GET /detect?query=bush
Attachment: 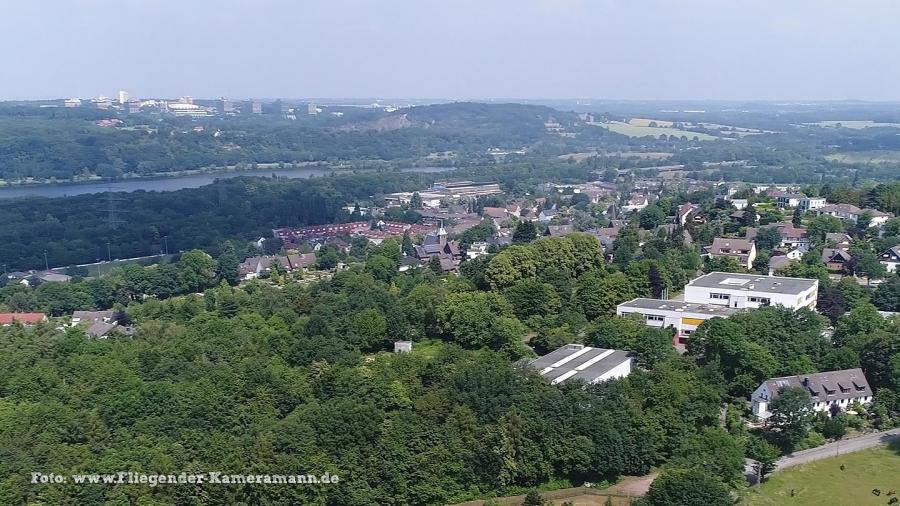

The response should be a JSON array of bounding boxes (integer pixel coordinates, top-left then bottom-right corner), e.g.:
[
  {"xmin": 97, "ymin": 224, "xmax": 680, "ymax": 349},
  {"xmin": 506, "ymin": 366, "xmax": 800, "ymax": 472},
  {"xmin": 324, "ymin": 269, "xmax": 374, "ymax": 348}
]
[{"xmin": 795, "ymin": 430, "xmax": 827, "ymax": 450}]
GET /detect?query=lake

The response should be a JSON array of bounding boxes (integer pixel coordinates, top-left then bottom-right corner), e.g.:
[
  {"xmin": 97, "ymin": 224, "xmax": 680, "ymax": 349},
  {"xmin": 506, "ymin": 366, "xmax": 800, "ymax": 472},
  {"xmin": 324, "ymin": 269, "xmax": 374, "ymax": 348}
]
[{"xmin": 0, "ymin": 166, "xmax": 453, "ymax": 200}]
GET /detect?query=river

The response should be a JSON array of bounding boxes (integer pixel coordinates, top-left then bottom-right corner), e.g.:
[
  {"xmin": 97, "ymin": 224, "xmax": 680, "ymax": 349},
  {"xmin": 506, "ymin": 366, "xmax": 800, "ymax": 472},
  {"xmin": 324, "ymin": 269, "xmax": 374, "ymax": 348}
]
[{"xmin": 0, "ymin": 166, "xmax": 453, "ymax": 200}]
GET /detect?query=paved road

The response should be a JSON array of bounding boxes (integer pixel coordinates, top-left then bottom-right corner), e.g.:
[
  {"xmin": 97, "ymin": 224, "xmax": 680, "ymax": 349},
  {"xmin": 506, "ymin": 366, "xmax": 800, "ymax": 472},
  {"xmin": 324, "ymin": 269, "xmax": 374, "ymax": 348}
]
[{"xmin": 775, "ymin": 428, "xmax": 900, "ymax": 471}]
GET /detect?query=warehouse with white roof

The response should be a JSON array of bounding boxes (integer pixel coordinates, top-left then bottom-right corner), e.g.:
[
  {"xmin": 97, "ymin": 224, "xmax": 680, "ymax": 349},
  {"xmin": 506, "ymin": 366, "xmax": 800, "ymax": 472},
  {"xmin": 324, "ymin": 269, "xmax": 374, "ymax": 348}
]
[{"xmin": 528, "ymin": 344, "xmax": 632, "ymax": 385}]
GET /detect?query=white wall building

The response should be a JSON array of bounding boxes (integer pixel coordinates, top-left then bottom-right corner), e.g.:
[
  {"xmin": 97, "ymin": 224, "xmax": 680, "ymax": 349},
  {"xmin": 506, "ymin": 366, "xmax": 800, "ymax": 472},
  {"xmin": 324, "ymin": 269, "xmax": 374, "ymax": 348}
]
[
  {"xmin": 616, "ymin": 298, "xmax": 739, "ymax": 345},
  {"xmin": 683, "ymin": 272, "xmax": 818, "ymax": 310},
  {"xmin": 751, "ymin": 368, "xmax": 872, "ymax": 420},
  {"xmin": 798, "ymin": 196, "xmax": 827, "ymax": 211}
]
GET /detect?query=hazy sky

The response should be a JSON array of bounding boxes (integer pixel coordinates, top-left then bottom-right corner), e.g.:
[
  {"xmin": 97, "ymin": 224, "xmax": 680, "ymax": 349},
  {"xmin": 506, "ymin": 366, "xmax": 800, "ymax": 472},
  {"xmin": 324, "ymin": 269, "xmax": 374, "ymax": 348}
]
[{"xmin": 5, "ymin": 0, "xmax": 900, "ymax": 101}]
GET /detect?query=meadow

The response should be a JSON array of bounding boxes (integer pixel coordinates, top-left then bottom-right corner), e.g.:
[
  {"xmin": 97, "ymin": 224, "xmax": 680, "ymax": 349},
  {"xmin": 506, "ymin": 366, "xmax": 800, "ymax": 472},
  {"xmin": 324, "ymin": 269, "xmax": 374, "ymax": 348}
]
[{"xmin": 742, "ymin": 444, "xmax": 900, "ymax": 506}]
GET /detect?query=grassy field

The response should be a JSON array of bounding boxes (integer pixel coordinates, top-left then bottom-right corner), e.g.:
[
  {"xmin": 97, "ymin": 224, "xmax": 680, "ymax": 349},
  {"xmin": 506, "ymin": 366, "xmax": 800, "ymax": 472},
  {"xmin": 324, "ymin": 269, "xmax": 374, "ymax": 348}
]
[
  {"xmin": 742, "ymin": 445, "xmax": 900, "ymax": 506},
  {"xmin": 809, "ymin": 120, "xmax": 900, "ymax": 129},
  {"xmin": 826, "ymin": 150, "xmax": 900, "ymax": 164},
  {"xmin": 601, "ymin": 121, "xmax": 718, "ymax": 141}
]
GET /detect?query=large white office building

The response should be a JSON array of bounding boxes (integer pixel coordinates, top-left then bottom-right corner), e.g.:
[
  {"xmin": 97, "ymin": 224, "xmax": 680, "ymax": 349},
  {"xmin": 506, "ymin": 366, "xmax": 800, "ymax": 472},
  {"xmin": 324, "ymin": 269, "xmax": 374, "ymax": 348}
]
[{"xmin": 683, "ymin": 272, "xmax": 818, "ymax": 310}]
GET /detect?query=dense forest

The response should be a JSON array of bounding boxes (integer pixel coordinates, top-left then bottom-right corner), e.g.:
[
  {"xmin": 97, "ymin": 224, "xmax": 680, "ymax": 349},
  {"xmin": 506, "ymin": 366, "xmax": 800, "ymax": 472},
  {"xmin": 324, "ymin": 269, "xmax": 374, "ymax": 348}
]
[{"xmin": 1, "ymin": 217, "xmax": 899, "ymax": 504}]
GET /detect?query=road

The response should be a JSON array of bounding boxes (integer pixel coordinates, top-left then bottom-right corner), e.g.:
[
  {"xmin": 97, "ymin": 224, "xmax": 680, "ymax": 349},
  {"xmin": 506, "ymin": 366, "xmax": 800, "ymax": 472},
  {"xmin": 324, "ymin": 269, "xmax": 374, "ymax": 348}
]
[
  {"xmin": 775, "ymin": 428, "xmax": 900, "ymax": 471},
  {"xmin": 745, "ymin": 428, "xmax": 900, "ymax": 486}
]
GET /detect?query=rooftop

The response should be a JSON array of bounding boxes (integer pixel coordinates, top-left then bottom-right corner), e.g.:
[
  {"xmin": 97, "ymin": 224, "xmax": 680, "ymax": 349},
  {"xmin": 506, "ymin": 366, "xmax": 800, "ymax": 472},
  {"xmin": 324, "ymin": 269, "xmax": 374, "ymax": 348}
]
[
  {"xmin": 618, "ymin": 298, "xmax": 740, "ymax": 317},
  {"xmin": 761, "ymin": 368, "xmax": 871, "ymax": 403},
  {"xmin": 687, "ymin": 272, "xmax": 817, "ymax": 294},
  {"xmin": 528, "ymin": 344, "xmax": 631, "ymax": 385}
]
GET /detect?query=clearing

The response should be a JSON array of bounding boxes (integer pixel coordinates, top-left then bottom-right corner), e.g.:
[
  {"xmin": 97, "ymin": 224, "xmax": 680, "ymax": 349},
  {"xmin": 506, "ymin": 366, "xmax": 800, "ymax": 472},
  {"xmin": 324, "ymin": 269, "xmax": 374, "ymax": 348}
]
[
  {"xmin": 599, "ymin": 121, "xmax": 719, "ymax": 141},
  {"xmin": 742, "ymin": 444, "xmax": 900, "ymax": 506},
  {"xmin": 826, "ymin": 150, "xmax": 900, "ymax": 164}
]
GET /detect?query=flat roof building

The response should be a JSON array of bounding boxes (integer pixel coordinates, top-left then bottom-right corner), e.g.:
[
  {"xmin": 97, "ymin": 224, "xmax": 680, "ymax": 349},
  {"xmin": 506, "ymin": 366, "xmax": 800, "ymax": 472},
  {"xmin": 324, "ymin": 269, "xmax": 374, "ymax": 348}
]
[
  {"xmin": 684, "ymin": 272, "xmax": 818, "ymax": 310},
  {"xmin": 528, "ymin": 344, "xmax": 632, "ymax": 385},
  {"xmin": 617, "ymin": 298, "xmax": 739, "ymax": 344}
]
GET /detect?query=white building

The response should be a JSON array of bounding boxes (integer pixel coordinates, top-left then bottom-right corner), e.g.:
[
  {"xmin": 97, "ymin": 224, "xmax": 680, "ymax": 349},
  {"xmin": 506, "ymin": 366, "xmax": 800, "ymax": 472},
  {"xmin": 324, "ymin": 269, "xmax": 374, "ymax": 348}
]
[
  {"xmin": 798, "ymin": 196, "xmax": 827, "ymax": 211},
  {"xmin": 683, "ymin": 272, "xmax": 818, "ymax": 310},
  {"xmin": 751, "ymin": 368, "xmax": 872, "ymax": 420},
  {"xmin": 816, "ymin": 204, "xmax": 891, "ymax": 227},
  {"xmin": 118, "ymin": 90, "xmax": 129, "ymax": 104},
  {"xmin": 880, "ymin": 245, "xmax": 900, "ymax": 273},
  {"xmin": 616, "ymin": 298, "xmax": 739, "ymax": 345},
  {"xmin": 528, "ymin": 344, "xmax": 631, "ymax": 385}
]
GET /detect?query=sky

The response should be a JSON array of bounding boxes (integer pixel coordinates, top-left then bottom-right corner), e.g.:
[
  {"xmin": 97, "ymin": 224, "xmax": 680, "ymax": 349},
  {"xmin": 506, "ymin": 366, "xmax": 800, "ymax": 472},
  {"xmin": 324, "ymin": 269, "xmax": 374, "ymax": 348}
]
[{"xmin": 4, "ymin": 0, "xmax": 900, "ymax": 101}]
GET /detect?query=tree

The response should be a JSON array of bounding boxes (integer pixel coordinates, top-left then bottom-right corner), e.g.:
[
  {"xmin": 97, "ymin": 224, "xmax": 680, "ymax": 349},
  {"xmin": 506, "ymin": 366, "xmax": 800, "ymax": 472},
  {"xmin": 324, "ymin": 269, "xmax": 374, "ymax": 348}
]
[
  {"xmin": 503, "ymin": 279, "xmax": 561, "ymax": 321},
  {"xmin": 755, "ymin": 226, "xmax": 783, "ymax": 251},
  {"xmin": 522, "ymin": 490, "xmax": 547, "ymax": 506},
  {"xmin": 644, "ymin": 469, "xmax": 732, "ymax": 506},
  {"xmin": 639, "ymin": 205, "xmax": 665, "ymax": 230},
  {"xmin": 767, "ymin": 386, "xmax": 814, "ymax": 451},
  {"xmin": 745, "ymin": 436, "xmax": 780, "ymax": 482},
  {"xmin": 177, "ymin": 249, "xmax": 217, "ymax": 293},
  {"xmin": 409, "ymin": 191, "xmax": 423, "ymax": 210},
  {"xmin": 401, "ymin": 232, "xmax": 415, "ymax": 257},
  {"xmin": 216, "ymin": 247, "xmax": 240, "ymax": 286},
  {"xmin": 485, "ymin": 246, "xmax": 537, "ymax": 290},
  {"xmin": 512, "ymin": 220, "xmax": 538, "ymax": 244},
  {"xmin": 436, "ymin": 291, "xmax": 524, "ymax": 350},
  {"xmin": 671, "ymin": 427, "xmax": 745, "ymax": 487},
  {"xmin": 873, "ymin": 276, "xmax": 900, "ymax": 311},
  {"xmin": 853, "ymin": 250, "xmax": 887, "ymax": 282},
  {"xmin": 807, "ymin": 215, "xmax": 846, "ymax": 243},
  {"xmin": 365, "ymin": 255, "xmax": 396, "ymax": 282},
  {"xmin": 572, "ymin": 271, "xmax": 635, "ymax": 320}
]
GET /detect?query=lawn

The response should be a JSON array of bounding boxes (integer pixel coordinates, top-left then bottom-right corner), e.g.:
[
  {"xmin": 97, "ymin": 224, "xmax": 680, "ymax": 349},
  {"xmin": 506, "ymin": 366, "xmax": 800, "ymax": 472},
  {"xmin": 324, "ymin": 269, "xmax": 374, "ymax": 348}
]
[
  {"xmin": 826, "ymin": 150, "xmax": 900, "ymax": 164},
  {"xmin": 742, "ymin": 445, "xmax": 900, "ymax": 506},
  {"xmin": 600, "ymin": 121, "xmax": 718, "ymax": 141}
]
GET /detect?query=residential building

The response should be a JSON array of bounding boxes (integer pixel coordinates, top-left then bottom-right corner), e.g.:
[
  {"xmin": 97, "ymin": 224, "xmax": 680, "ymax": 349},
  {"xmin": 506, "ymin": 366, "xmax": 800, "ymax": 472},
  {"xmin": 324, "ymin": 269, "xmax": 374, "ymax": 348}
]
[
  {"xmin": 482, "ymin": 206, "xmax": 509, "ymax": 226},
  {"xmin": 822, "ymin": 248, "xmax": 853, "ymax": 273},
  {"xmin": 816, "ymin": 204, "xmax": 891, "ymax": 227},
  {"xmin": 538, "ymin": 208, "xmax": 558, "ymax": 223},
  {"xmin": 118, "ymin": 90, "xmax": 129, "ymax": 104},
  {"xmin": 683, "ymin": 272, "xmax": 818, "ymax": 310},
  {"xmin": 777, "ymin": 193, "xmax": 806, "ymax": 209},
  {"xmin": 798, "ymin": 196, "xmax": 827, "ymax": 211},
  {"xmin": 825, "ymin": 232, "xmax": 852, "ymax": 251},
  {"xmin": 730, "ymin": 198, "xmax": 749, "ymax": 210},
  {"xmin": 238, "ymin": 254, "xmax": 316, "ymax": 279},
  {"xmin": 544, "ymin": 225, "xmax": 574, "ymax": 237},
  {"xmin": 0, "ymin": 313, "xmax": 47, "ymax": 325},
  {"xmin": 746, "ymin": 223, "xmax": 810, "ymax": 249},
  {"xmin": 751, "ymin": 368, "xmax": 872, "ymax": 420},
  {"xmin": 677, "ymin": 203, "xmax": 697, "ymax": 225},
  {"xmin": 528, "ymin": 344, "xmax": 632, "ymax": 385},
  {"xmin": 617, "ymin": 298, "xmax": 739, "ymax": 344},
  {"xmin": 707, "ymin": 237, "xmax": 757, "ymax": 269},
  {"xmin": 879, "ymin": 245, "xmax": 900, "ymax": 273}
]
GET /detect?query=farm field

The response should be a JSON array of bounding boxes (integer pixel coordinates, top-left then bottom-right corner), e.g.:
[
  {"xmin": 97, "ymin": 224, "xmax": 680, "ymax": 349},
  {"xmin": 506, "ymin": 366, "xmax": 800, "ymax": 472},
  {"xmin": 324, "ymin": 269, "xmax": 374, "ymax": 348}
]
[
  {"xmin": 558, "ymin": 150, "xmax": 672, "ymax": 161},
  {"xmin": 826, "ymin": 150, "xmax": 900, "ymax": 164},
  {"xmin": 809, "ymin": 120, "xmax": 900, "ymax": 129},
  {"xmin": 600, "ymin": 121, "xmax": 719, "ymax": 141},
  {"xmin": 742, "ymin": 445, "xmax": 900, "ymax": 506}
]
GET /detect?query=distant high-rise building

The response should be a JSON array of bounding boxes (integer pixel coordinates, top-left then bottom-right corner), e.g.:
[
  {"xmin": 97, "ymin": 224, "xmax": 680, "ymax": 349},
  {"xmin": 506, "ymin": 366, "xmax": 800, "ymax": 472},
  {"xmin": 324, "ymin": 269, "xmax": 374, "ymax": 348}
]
[
  {"xmin": 118, "ymin": 90, "xmax": 129, "ymax": 104},
  {"xmin": 250, "ymin": 101, "xmax": 262, "ymax": 114},
  {"xmin": 219, "ymin": 98, "xmax": 234, "ymax": 114},
  {"xmin": 307, "ymin": 103, "xmax": 319, "ymax": 115},
  {"xmin": 64, "ymin": 98, "xmax": 82, "ymax": 108}
]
